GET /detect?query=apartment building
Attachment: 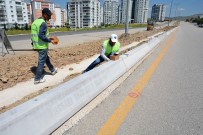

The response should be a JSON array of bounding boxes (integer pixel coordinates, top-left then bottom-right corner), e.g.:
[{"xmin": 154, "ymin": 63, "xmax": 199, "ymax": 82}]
[
  {"xmin": 55, "ymin": 5, "xmax": 61, "ymax": 27},
  {"xmin": 121, "ymin": 0, "xmax": 133, "ymax": 24},
  {"xmin": 103, "ymin": 0, "xmax": 118, "ymax": 24},
  {"xmin": 27, "ymin": 3, "xmax": 32, "ymax": 25},
  {"xmin": 0, "ymin": 0, "xmax": 28, "ymax": 29},
  {"xmin": 100, "ymin": 6, "xmax": 103, "ymax": 24},
  {"xmin": 151, "ymin": 4, "xmax": 166, "ymax": 22},
  {"xmin": 118, "ymin": 5, "xmax": 122, "ymax": 24},
  {"xmin": 67, "ymin": 0, "xmax": 101, "ymax": 28},
  {"xmin": 61, "ymin": 9, "xmax": 67, "ymax": 26},
  {"xmin": 31, "ymin": 0, "xmax": 56, "ymax": 27},
  {"xmin": 132, "ymin": 0, "xmax": 149, "ymax": 23}
]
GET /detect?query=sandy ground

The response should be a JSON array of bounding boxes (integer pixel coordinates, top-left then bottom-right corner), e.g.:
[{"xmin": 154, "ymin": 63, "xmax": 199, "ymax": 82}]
[{"xmin": 0, "ymin": 25, "xmax": 177, "ymax": 113}]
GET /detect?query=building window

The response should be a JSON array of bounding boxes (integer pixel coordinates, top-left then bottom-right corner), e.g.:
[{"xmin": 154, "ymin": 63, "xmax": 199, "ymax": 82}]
[
  {"xmin": 16, "ymin": 2, "xmax": 21, "ymax": 5},
  {"xmin": 49, "ymin": 4, "xmax": 54, "ymax": 11},
  {"xmin": 35, "ymin": 2, "xmax": 41, "ymax": 9}
]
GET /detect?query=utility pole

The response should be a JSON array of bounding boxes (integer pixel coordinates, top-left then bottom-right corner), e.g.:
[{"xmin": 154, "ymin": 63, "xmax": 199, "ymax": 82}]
[
  {"xmin": 125, "ymin": 0, "xmax": 130, "ymax": 34},
  {"xmin": 168, "ymin": 0, "xmax": 174, "ymax": 26},
  {"xmin": 75, "ymin": 2, "xmax": 76, "ymax": 31},
  {"xmin": 30, "ymin": 0, "xmax": 35, "ymax": 23}
]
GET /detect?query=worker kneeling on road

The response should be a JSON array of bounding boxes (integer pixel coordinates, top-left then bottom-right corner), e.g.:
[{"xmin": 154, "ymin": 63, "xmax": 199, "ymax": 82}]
[
  {"xmin": 83, "ymin": 34, "xmax": 120, "ymax": 73},
  {"xmin": 31, "ymin": 8, "xmax": 58, "ymax": 84}
]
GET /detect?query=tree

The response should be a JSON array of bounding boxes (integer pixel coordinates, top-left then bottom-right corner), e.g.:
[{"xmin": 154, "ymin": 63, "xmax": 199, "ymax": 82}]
[
  {"xmin": 25, "ymin": 23, "xmax": 29, "ymax": 30},
  {"xmin": 3, "ymin": 24, "xmax": 7, "ymax": 30},
  {"xmin": 15, "ymin": 22, "xmax": 19, "ymax": 30}
]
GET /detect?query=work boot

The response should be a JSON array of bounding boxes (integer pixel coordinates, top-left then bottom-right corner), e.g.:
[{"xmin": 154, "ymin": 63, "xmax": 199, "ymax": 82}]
[
  {"xmin": 34, "ymin": 78, "xmax": 46, "ymax": 85},
  {"xmin": 51, "ymin": 68, "xmax": 58, "ymax": 75}
]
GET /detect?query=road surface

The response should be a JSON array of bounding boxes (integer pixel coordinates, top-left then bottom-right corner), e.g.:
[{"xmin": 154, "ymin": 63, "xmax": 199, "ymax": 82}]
[{"xmin": 62, "ymin": 22, "xmax": 203, "ymax": 135}]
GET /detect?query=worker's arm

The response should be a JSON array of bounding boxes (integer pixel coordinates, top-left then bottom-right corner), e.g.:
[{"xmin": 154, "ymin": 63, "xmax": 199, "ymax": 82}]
[
  {"xmin": 112, "ymin": 49, "xmax": 120, "ymax": 55},
  {"xmin": 114, "ymin": 42, "xmax": 120, "ymax": 55},
  {"xmin": 38, "ymin": 22, "xmax": 51, "ymax": 43},
  {"xmin": 100, "ymin": 44, "xmax": 110, "ymax": 61}
]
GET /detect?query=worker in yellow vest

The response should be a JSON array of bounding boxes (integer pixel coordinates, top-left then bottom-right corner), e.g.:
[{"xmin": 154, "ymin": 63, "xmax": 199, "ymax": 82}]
[
  {"xmin": 83, "ymin": 34, "xmax": 120, "ymax": 73},
  {"xmin": 31, "ymin": 8, "xmax": 57, "ymax": 84}
]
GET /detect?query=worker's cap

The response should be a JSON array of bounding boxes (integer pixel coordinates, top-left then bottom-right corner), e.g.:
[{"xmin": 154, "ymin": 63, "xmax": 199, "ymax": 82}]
[
  {"xmin": 42, "ymin": 8, "xmax": 52, "ymax": 16},
  {"xmin": 110, "ymin": 34, "xmax": 118, "ymax": 43}
]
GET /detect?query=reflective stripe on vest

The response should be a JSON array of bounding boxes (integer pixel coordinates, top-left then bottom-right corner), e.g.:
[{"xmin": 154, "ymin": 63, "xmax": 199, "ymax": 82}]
[
  {"xmin": 31, "ymin": 19, "xmax": 49, "ymax": 50},
  {"xmin": 103, "ymin": 40, "xmax": 120, "ymax": 56}
]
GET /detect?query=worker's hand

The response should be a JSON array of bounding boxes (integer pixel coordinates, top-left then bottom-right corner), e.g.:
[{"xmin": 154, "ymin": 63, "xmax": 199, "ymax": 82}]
[{"xmin": 50, "ymin": 36, "xmax": 59, "ymax": 45}]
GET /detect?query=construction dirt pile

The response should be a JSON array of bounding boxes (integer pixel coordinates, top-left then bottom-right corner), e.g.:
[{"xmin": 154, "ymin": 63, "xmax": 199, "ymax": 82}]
[{"xmin": 0, "ymin": 25, "xmax": 176, "ymax": 91}]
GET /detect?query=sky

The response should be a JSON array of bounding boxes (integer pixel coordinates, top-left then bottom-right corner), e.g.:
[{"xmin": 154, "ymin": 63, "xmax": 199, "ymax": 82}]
[{"xmin": 28, "ymin": 0, "xmax": 203, "ymax": 17}]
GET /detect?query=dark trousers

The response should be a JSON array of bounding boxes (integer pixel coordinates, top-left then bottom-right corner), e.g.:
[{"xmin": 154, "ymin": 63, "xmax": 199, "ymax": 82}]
[
  {"xmin": 35, "ymin": 49, "xmax": 54, "ymax": 81},
  {"xmin": 84, "ymin": 55, "xmax": 105, "ymax": 73}
]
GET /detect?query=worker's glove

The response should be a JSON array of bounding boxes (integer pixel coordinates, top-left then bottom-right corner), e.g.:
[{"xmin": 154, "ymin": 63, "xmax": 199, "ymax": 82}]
[{"xmin": 50, "ymin": 36, "xmax": 59, "ymax": 45}]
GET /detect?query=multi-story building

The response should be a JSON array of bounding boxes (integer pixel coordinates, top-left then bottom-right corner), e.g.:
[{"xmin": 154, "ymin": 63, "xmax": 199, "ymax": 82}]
[
  {"xmin": 121, "ymin": 0, "xmax": 133, "ymax": 24},
  {"xmin": 55, "ymin": 5, "xmax": 61, "ymax": 27},
  {"xmin": 31, "ymin": 0, "xmax": 56, "ymax": 27},
  {"xmin": 67, "ymin": 0, "xmax": 101, "ymax": 28},
  {"xmin": 151, "ymin": 4, "xmax": 166, "ymax": 22},
  {"xmin": 118, "ymin": 5, "xmax": 122, "ymax": 24},
  {"xmin": 27, "ymin": 3, "xmax": 32, "ymax": 25},
  {"xmin": 103, "ymin": 0, "xmax": 118, "ymax": 24},
  {"xmin": 100, "ymin": 6, "xmax": 103, "ymax": 25},
  {"xmin": 61, "ymin": 9, "xmax": 67, "ymax": 27},
  {"xmin": 132, "ymin": 0, "xmax": 149, "ymax": 23},
  {"xmin": 0, "ymin": 0, "xmax": 28, "ymax": 29}
]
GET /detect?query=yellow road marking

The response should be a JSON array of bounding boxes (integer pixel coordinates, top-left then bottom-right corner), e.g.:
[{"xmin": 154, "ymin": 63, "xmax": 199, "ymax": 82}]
[{"xmin": 97, "ymin": 31, "xmax": 177, "ymax": 135}]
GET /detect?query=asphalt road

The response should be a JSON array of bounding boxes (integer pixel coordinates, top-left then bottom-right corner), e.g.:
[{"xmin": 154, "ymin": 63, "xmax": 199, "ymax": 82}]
[
  {"xmin": 7, "ymin": 28, "xmax": 143, "ymax": 41},
  {"xmin": 7, "ymin": 21, "xmax": 168, "ymax": 42},
  {"xmin": 63, "ymin": 22, "xmax": 203, "ymax": 135}
]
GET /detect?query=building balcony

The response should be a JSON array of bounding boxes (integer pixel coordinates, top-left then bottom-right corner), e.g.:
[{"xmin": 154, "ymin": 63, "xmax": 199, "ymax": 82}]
[
  {"xmin": 16, "ymin": 6, "xmax": 22, "ymax": 11},
  {"xmin": 17, "ymin": 17, "xmax": 23, "ymax": 20},
  {"xmin": 17, "ymin": 21, "xmax": 24, "ymax": 24},
  {"xmin": 17, "ymin": 13, "xmax": 23, "ymax": 16},
  {"xmin": 0, "ymin": 0, "xmax": 5, "ymax": 4},
  {"xmin": 0, "ymin": 19, "xmax": 7, "ymax": 22},
  {"xmin": 0, "ymin": 12, "xmax": 6, "ymax": 15},
  {"xmin": 0, "ymin": 16, "xmax": 6, "ymax": 19}
]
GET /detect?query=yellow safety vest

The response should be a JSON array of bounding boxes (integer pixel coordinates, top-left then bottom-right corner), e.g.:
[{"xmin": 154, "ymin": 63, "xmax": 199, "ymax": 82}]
[
  {"xmin": 103, "ymin": 40, "xmax": 120, "ymax": 56},
  {"xmin": 31, "ymin": 19, "xmax": 49, "ymax": 49}
]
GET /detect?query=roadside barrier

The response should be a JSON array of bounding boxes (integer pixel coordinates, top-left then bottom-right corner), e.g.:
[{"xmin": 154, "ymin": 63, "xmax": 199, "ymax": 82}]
[{"xmin": 0, "ymin": 28, "xmax": 176, "ymax": 135}]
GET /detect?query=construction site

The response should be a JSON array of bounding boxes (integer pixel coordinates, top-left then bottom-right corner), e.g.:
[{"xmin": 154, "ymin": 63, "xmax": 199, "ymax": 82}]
[{"xmin": 0, "ymin": 24, "xmax": 177, "ymax": 113}]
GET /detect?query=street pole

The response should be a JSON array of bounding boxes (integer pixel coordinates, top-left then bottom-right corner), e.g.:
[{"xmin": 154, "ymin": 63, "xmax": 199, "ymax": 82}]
[
  {"xmin": 125, "ymin": 0, "xmax": 130, "ymax": 34},
  {"xmin": 30, "ymin": 0, "xmax": 34, "ymax": 22},
  {"xmin": 75, "ymin": 2, "xmax": 76, "ymax": 31},
  {"xmin": 168, "ymin": 0, "xmax": 174, "ymax": 26}
]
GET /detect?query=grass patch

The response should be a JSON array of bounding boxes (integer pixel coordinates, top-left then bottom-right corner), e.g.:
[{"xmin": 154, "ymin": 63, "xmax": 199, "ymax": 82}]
[
  {"xmin": 5, "ymin": 23, "xmax": 147, "ymax": 35},
  {"xmin": 6, "ymin": 30, "xmax": 31, "ymax": 35}
]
